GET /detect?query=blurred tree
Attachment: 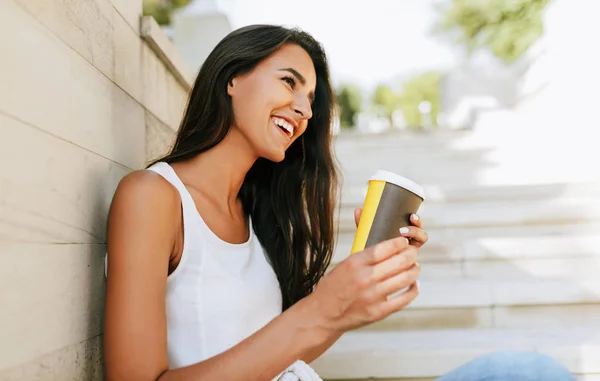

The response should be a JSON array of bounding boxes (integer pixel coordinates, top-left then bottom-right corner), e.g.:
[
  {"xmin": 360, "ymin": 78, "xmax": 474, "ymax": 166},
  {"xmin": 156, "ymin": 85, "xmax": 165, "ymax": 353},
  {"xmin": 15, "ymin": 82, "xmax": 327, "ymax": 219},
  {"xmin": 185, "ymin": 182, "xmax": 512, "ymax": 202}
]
[
  {"xmin": 371, "ymin": 84, "xmax": 399, "ymax": 123},
  {"xmin": 398, "ymin": 72, "xmax": 442, "ymax": 127},
  {"xmin": 336, "ymin": 83, "xmax": 363, "ymax": 129},
  {"xmin": 436, "ymin": 0, "xmax": 550, "ymax": 64},
  {"xmin": 143, "ymin": 0, "xmax": 193, "ymax": 26}
]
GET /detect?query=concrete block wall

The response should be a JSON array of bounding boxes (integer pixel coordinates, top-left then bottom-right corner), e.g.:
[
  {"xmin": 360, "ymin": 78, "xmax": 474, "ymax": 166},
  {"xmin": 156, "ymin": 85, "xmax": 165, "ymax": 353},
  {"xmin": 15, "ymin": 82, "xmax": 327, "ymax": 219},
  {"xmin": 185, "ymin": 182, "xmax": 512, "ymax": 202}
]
[{"xmin": 0, "ymin": 1, "xmax": 192, "ymax": 379}]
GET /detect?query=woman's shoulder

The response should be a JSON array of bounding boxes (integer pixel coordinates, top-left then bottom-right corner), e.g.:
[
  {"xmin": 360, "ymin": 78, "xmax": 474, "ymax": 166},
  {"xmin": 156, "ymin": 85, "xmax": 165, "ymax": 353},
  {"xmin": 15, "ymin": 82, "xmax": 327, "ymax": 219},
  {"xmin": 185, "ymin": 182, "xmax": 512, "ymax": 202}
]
[
  {"xmin": 118, "ymin": 169, "xmax": 178, "ymax": 199},
  {"xmin": 109, "ymin": 169, "xmax": 181, "ymax": 224}
]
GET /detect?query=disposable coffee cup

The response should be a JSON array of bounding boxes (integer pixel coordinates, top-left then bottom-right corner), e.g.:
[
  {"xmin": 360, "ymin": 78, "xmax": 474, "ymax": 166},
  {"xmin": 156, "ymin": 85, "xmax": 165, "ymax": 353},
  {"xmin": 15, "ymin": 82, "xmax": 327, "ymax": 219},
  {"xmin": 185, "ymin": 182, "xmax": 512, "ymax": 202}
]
[{"xmin": 351, "ymin": 170, "xmax": 425, "ymax": 254}]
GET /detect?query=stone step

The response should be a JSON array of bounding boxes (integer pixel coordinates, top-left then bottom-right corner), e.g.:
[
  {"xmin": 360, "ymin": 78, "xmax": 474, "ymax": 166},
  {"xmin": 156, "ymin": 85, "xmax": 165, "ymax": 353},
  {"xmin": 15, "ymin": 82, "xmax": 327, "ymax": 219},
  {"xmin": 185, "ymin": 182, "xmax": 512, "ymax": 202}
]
[
  {"xmin": 362, "ymin": 279, "xmax": 600, "ymax": 331},
  {"xmin": 311, "ymin": 328, "xmax": 600, "ymax": 380},
  {"xmin": 335, "ymin": 144, "xmax": 498, "ymax": 188},
  {"xmin": 335, "ymin": 148, "xmax": 600, "ymax": 187},
  {"xmin": 335, "ymin": 143, "xmax": 488, "ymax": 156},
  {"xmin": 332, "ymin": 235, "xmax": 600, "ymax": 280},
  {"xmin": 333, "ymin": 223, "xmax": 600, "ymax": 265},
  {"xmin": 336, "ymin": 252, "xmax": 600, "ymax": 282},
  {"xmin": 333, "ymin": 129, "xmax": 473, "ymax": 149},
  {"xmin": 338, "ymin": 166, "xmax": 492, "ymax": 188},
  {"xmin": 336, "ymin": 146, "xmax": 492, "ymax": 165},
  {"xmin": 327, "ymin": 377, "xmax": 600, "ymax": 381},
  {"xmin": 340, "ymin": 182, "xmax": 600, "ymax": 206},
  {"xmin": 334, "ymin": 129, "xmax": 600, "ymax": 187},
  {"xmin": 339, "ymin": 166, "xmax": 600, "ymax": 189},
  {"xmin": 336, "ymin": 196, "xmax": 600, "ymax": 233}
]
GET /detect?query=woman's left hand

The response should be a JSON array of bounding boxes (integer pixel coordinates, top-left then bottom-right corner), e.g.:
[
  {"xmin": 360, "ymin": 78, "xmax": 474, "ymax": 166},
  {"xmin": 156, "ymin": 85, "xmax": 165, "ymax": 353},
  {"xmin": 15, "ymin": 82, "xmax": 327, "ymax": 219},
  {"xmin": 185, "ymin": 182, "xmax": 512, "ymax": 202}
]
[{"xmin": 354, "ymin": 208, "xmax": 428, "ymax": 248}]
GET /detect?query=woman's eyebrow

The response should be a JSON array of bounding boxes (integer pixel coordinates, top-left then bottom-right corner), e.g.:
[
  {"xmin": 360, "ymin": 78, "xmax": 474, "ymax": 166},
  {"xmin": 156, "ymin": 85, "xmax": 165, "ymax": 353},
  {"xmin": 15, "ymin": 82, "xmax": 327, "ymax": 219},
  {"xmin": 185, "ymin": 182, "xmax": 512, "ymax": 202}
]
[
  {"xmin": 280, "ymin": 67, "xmax": 315, "ymax": 103},
  {"xmin": 280, "ymin": 68, "xmax": 306, "ymax": 85}
]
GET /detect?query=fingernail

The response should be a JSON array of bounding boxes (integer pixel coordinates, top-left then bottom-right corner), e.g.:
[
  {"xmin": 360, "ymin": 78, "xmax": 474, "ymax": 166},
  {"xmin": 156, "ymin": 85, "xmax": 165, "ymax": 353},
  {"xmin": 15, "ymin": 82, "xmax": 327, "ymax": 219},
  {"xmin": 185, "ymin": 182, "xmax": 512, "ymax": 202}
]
[
  {"xmin": 415, "ymin": 280, "xmax": 421, "ymax": 291},
  {"xmin": 399, "ymin": 227, "xmax": 410, "ymax": 234},
  {"xmin": 412, "ymin": 214, "xmax": 419, "ymax": 221}
]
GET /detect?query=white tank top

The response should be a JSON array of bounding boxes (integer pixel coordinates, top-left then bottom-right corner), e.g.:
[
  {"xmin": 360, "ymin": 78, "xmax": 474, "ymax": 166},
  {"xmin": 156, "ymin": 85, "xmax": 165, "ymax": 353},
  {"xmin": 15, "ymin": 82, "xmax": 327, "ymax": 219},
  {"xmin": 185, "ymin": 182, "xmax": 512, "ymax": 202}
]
[{"xmin": 147, "ymin": 162, "xmax": 283, "ymax": 368}]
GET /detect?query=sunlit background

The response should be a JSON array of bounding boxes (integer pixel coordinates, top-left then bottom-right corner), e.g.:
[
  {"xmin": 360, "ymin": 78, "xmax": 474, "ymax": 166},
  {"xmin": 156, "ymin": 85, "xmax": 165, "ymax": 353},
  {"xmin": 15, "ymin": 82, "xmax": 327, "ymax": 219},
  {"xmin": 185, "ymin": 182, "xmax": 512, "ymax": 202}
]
[
  {"xmin": 1, "ymin": 0, "xmax": 600, "ymax": 379},
  {"xmin": 146, "ymin": 0, "xmax": 576, "ymax": 130}
]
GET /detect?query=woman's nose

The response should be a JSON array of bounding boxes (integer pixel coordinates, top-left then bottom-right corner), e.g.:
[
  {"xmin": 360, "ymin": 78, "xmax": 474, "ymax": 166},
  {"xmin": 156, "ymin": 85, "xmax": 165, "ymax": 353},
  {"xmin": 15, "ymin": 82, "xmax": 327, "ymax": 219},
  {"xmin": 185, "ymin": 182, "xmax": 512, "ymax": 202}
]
[{"xmin": 293, "ymin": 95, "xmax": 313, "ymax": 119}]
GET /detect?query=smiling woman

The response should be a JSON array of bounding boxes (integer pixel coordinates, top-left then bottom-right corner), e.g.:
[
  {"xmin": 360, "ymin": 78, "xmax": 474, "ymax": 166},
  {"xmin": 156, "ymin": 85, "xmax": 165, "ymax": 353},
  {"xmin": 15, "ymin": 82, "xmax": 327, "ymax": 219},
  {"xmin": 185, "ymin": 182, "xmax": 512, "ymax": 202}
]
[
  {"xmin": 102, "ymin": 24, "xmax": 575, "ymax": 381},
  {"xmin": 104, "ymin": 25, "xmax": 349, "ymax": 381}
]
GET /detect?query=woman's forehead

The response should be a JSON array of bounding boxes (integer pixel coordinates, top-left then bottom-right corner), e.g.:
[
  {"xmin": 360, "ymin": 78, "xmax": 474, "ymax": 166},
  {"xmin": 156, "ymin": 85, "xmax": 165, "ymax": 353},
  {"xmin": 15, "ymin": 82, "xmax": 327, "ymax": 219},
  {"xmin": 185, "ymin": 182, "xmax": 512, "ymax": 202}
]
[{"xmin": 262, "ymin": 45, "xmax": 316, "ymax": 83}]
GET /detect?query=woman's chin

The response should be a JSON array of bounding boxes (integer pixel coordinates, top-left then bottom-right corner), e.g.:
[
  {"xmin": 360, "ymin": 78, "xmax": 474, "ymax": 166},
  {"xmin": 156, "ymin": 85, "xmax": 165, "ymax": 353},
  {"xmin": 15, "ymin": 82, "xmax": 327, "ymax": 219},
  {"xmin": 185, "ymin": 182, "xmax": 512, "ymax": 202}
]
[
  {"xmin": 261, "ymin": 148, "xmax": 286, "ymax": 163},
  {"xmin": 267, "ymin": 153, "xmax": 286, "ymax": 163}
]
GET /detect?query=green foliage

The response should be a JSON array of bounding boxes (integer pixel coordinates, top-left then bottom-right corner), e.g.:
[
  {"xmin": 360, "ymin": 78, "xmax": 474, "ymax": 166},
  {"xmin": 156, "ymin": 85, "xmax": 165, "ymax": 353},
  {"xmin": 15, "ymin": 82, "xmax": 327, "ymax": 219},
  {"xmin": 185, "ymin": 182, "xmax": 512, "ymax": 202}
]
[
  {"xmin": 336, "ymin": 83, "xmax": 363, "ymax": 128},
  {"xmin": 398, "ymin": 72, "xmax": 442, "ymax": 127},
  {"xmin": 371, "ymin": 84, "xmax": 399, "ymax": 122},
  {"xmin": 143, "ymin": 0, "xmax": 193, "ymax": 26},
  {"xmin": 436, "ymin": 0, "xmax": 550, "ymax": 63}
]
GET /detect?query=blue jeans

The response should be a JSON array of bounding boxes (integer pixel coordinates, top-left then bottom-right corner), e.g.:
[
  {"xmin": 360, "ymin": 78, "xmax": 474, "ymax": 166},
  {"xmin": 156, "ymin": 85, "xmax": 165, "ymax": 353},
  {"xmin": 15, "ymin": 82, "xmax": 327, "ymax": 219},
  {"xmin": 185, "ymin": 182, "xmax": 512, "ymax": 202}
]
[{"xmin": 436, "ymin": 351, "xmax": 575, "ymax": 381}]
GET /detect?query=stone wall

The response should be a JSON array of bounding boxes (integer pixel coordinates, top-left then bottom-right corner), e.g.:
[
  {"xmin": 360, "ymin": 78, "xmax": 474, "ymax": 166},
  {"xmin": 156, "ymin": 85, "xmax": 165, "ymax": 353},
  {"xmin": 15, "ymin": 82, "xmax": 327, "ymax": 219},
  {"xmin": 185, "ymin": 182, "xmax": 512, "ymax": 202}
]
[{"xmin": 0, "ymin": 1, "xmax": 192, "ymax": 379}]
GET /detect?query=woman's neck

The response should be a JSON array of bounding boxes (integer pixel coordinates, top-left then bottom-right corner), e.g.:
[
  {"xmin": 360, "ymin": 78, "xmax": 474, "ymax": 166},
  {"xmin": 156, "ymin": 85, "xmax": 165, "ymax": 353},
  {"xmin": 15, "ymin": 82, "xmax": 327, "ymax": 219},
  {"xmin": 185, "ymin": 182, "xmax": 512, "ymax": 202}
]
[{"xmin": 174, "ymin": 129, "xmax": 257, "ymax": 211}]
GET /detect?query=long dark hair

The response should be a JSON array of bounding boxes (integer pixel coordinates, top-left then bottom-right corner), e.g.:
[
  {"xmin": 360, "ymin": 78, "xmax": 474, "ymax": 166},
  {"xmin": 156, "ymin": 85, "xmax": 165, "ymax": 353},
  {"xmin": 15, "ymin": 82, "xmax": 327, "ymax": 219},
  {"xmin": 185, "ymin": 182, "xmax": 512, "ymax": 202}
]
[{"xmin": 150, "ymin": 25, "xmax": 339, "ymax": 311}]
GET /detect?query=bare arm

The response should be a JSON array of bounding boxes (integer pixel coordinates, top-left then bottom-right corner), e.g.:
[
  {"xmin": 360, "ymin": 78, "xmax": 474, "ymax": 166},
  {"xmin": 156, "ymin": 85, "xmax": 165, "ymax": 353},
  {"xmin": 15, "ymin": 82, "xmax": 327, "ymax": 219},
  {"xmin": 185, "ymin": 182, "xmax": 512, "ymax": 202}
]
[
  {"xmin": 104, "ymin": 171, "xmax": 177, "ymax": 381},
  {"xmin": 104, "ymin": 171, "xmax": 421, "ymax": 381}
]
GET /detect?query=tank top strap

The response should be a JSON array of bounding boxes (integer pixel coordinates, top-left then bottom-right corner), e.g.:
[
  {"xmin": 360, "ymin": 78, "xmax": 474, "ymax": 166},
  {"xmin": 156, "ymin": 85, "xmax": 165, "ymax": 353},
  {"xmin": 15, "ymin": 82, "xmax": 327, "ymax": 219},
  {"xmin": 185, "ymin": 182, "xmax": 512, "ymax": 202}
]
[
  {"xmin": 147, "ymin": 162, "xmax": 199, "ymax": 281},
  {"xmin": 147, "ymin": 162, "xmax": 196, "ymax": 214}
]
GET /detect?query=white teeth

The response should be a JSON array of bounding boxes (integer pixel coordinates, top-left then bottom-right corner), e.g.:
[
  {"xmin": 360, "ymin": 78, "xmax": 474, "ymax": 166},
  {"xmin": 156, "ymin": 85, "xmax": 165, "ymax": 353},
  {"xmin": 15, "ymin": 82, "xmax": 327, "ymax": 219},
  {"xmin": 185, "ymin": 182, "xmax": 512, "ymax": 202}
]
[{"xmin": 272, "ymin": 117, "xmax": 294, "ymax": 137}]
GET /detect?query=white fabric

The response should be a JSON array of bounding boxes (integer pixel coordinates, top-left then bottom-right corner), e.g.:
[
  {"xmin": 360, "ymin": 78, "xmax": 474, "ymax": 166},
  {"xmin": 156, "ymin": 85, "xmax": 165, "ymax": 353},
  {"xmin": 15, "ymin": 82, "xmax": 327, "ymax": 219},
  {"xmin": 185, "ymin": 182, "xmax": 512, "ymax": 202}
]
[
  {"xmin": 146, "ymin": 162, "xmax": 285, "ymax": 371},
  {"xmin": 277, "ymin": 360, "xmax": 323, "ymax": 381}
]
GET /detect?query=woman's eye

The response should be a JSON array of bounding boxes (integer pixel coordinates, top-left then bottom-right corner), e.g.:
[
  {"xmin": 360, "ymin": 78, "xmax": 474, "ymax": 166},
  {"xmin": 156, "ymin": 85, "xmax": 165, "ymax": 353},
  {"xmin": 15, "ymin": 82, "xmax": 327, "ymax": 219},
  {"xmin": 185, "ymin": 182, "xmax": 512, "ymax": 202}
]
[{"xmin": 283, "ymin": 76, "xmax": 296, "ymax": 89}]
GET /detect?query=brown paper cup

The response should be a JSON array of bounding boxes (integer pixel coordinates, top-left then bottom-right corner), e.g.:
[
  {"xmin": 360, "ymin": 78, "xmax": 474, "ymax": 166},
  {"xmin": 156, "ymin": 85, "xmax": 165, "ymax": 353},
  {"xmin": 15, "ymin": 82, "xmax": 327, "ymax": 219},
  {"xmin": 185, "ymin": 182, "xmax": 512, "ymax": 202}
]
[{"xmin": 351, "ymin": 170, "xmax": 425, "ymax": 254}]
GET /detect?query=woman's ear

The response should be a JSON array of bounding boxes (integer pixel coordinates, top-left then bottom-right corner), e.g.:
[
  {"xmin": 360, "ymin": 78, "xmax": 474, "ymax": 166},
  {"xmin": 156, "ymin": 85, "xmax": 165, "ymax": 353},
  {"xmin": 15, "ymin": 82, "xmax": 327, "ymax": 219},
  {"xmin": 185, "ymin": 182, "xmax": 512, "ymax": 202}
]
[{"xmin": 227, "ymin": 77, "xmax": 237, "ymax": 97}]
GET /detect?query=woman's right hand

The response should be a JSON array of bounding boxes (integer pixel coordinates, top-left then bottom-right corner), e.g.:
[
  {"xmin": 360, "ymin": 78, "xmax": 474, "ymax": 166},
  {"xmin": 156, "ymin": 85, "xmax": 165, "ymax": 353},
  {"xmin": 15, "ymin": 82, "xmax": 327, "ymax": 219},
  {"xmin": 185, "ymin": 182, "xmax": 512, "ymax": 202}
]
[{"xmin": 309, "ymin": 236, "xmax": 420, "ymax": 333}]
